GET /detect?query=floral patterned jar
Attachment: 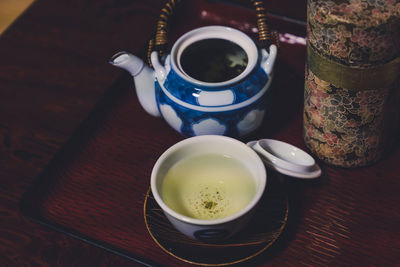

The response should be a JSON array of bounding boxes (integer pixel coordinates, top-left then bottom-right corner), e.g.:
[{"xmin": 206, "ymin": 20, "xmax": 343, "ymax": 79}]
[{"xmin": 303, "ymin": 0, "xmax": 400, "ymax": 167}]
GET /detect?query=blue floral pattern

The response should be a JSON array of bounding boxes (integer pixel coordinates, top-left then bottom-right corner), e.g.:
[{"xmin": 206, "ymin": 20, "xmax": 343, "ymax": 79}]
[
  {"xmin": 162, "ymin": 66, "xmax": 269, "ymax": 106},
  {"xmin": 156, "ymin": 82, "xmax": 271, "ymax": 137}
]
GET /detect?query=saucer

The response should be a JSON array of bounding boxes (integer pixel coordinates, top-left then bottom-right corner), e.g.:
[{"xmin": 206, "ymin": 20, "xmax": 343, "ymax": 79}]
[{"xmin": 144, "ymin": 186, "xmax": 288, "ymax": 266}]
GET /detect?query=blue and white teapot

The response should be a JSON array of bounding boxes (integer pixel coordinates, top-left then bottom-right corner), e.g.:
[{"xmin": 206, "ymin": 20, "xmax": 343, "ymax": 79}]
[{"xmin": 110, "ymin": 2, "xmax": 277, "ymax": 137}]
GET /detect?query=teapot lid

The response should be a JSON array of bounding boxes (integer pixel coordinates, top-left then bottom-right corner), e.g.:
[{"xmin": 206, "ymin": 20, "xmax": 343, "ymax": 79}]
[{"xmin": 247, "ymin": 139, "xmax": 322, "ymax": 179}]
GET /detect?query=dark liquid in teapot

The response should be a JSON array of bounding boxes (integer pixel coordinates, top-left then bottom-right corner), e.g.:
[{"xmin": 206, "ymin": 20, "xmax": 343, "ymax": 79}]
[{"xmin": 180, "ymin": 38, "xmax": 248, "ymax": 83}]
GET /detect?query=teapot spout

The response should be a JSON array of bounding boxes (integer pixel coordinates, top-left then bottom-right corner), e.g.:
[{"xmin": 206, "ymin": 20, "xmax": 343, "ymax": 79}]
[{"xmin": 110, "ymin": 52, "xmax": 160, "ymax": 117}]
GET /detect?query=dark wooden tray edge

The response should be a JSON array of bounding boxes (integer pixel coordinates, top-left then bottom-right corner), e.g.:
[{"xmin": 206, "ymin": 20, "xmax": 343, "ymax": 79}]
[{"xmin": 18, "ymin": 72, "xmax": 160, "ymax": 266}]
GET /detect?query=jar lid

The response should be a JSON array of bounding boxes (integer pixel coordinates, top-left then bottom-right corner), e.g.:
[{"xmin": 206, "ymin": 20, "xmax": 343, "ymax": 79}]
[{"xmin": 247, "ymin": 139, "xmax": 321, "ymax": 179}]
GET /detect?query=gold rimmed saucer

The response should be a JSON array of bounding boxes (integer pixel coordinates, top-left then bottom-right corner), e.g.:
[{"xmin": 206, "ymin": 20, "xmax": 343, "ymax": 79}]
[{"xmin": 143, "ymin": 183, "xmax": 288, "ymax": 266}]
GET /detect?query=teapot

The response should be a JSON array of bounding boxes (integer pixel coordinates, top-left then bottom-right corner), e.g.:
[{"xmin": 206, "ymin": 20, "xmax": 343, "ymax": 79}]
[{"xmin": 110, "ymin": 1, "xmax": 277, "ymax": 137}]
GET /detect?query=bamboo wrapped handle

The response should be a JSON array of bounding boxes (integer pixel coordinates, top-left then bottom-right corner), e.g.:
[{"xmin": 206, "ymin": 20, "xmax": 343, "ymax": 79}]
[{"xmin": 147, "ymin": 0, "xmax": 275, "ymax": 66}]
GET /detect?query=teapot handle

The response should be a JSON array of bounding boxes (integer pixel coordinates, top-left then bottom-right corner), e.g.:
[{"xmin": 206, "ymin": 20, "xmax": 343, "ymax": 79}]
[{"xmin": 147, "ymin": 0, "xmax": 278, "ymax": 67}]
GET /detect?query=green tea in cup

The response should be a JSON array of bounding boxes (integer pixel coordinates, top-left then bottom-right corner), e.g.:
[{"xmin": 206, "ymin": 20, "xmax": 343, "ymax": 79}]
[
  {"xmin": 161, "ymin": 153, "xmax": 256, "ymax": 220},
  {"xmin": 151, "ymin": 135, "xmax": 266, "ymax": 241}
]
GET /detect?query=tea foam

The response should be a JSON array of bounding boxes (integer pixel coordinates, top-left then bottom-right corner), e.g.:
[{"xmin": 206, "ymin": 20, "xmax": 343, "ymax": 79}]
[{"xmin": 161, "ymin": 154, "xmax": 256, "ymax": 220}]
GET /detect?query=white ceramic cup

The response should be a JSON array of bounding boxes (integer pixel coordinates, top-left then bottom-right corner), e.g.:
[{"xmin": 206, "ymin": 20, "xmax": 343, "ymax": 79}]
[{"xmin": 150, "ymin": 135, "xmax": 267, "ymax": 242}]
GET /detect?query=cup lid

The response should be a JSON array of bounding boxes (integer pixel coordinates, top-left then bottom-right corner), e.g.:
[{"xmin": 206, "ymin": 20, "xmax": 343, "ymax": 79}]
[{"xmin": 247, "ymin": 139, "xmax": 321, "ymax": 179}]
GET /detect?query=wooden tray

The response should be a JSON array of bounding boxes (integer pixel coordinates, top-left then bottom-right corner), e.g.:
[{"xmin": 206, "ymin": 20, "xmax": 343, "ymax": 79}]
[{"xmin": 19, "ymin": 1, "xmax": 309, "ymax": 266}]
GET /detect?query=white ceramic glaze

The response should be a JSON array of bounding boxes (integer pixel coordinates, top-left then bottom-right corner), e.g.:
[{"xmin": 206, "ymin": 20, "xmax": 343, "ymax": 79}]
[
  {"xmin": 197, "ymin": 90, "xmax": 235, "ymax": 106},
  {"xmin": 247, "ymin": 139, "xmax": 321, "ymax": 179},
  {"xmin": 110, "ymin": 52, "xmax": 159, "ymax": 117},
  {"xmin": 150, "ymin": 135, "xmax": 267, "ymax": 241},
  {"xmin": 262, "ymin": 160, "xmax": 321, "ymax": 179}
]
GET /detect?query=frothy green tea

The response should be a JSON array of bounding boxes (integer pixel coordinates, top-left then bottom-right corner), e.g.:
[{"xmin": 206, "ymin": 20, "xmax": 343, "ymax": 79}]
[
  {"xmin": 161, "ymin": 154, "xmax": 256, "ymax": 220},
  {"xmin": 179, "ymin": 38, "xmax": 248, "ymax": 83}
]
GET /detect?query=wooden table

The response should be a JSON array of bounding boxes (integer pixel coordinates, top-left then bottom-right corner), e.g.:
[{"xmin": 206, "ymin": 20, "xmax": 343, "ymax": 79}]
[{"xmin": 1, "ymin": 0, "xmax": 399, "ymax": 266}]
